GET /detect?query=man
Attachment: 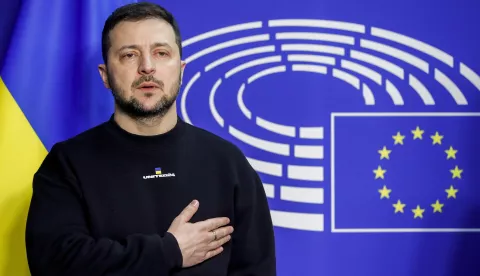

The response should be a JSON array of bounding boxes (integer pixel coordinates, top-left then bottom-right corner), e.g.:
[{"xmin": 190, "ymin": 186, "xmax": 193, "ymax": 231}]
[{"xmin": 25, "ymin": 2, "xmax": 276, "ymax": 275}]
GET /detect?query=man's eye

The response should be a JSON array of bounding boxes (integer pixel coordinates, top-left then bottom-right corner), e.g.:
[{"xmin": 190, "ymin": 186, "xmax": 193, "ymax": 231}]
[{"xmin": 122, "ymin": 53, "xmax": 135, "ymax": 59}]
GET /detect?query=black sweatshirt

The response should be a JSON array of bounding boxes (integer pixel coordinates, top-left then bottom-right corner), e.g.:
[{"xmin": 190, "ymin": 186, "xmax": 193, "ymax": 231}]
[{"xmin": 25, "ymin": 115, "xmax": 276, "ymax": 276}]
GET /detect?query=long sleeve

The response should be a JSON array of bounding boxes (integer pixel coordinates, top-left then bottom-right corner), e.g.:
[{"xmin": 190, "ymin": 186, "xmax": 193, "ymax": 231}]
[
  {"xmin": 228, "ymin": 153, "xmax": 277, "ymax": 275},
  {"xmin": 25, "ymin": 143, "xmax": 183, "ymax": 276}
]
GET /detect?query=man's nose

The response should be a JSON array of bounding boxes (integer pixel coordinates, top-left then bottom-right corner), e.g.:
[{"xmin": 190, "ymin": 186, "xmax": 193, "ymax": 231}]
[{"xmin": 139, "ymin": 55, "xmax": 155, "ymax": 75}]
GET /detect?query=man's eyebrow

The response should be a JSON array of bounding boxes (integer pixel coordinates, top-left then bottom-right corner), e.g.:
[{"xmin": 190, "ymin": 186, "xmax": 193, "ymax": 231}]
[
  {"xmin": 117, "ymin": 45, "xmax": 140, "ymax": 52},
  {"xmin": 151, "ymin": 42, "xmax": 172, "ymax": 49},
  {"xmin": 117, "ymin": 43, "xmax": 172, "ymax": 53}
]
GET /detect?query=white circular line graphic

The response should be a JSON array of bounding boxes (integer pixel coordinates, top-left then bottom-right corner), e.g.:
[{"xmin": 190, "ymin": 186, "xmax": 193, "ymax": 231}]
[{"xmin": 179, "ymin": 18, "xmax": 480, "ymax": 232}]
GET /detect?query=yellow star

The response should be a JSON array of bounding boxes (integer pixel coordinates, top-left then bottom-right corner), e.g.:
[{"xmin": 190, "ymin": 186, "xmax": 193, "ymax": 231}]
[
  {"xmin": 446, "ymin": 185, "xmax": 458, "ymax": 199},
  {"xmin": 393, "ymin": 200, "xmax": 406, "ymax": 213},
  {"xmin": 392, "ymin": 132, "xmax": 405, "ymax": 145},
  {"xmin": 373, "ymin": 166, "xmax": 386, "ymax": 179},
  {"xmin": 412, "ymin": 205, "xmax": 425, "ymax": 219},
  {"xmin": 412, "ymin": 126, "xmax": 424, "ymax": 139},
  {"xmin": 378, "ymin": 185, "xmax": 392, "ymax": 199},
  {"xmin": 450, "ymin": 166, "xmax": 463, "ymax": 179},
  {"xmin": 445, "ymin": 146, "xmax": 458, "ymax": 160},
  {"xmin": 431, "ymin": 200, "xmax": 444, "ymax": 213},
  {"xmin": 378, "ymin": 146, "xmax": 392, "ymax": 160},
  {"xmin": 430, "ymin": 131, "xmax": 443, "ymax": 145}
]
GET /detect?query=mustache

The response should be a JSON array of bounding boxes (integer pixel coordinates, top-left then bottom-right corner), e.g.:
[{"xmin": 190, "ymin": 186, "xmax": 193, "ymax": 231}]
[{"xmin": 131, "ymin": 75, "xmax": 164, "ymax": 89}]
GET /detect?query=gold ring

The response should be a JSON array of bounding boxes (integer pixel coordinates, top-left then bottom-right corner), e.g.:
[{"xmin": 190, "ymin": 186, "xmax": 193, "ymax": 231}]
[{"xmin": 212, "ymin": 230, "xmax": 217, "ymax": 240}]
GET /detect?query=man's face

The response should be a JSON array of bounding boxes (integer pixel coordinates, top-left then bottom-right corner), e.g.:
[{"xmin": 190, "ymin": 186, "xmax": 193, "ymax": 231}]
[{"xmin": 99, "ymin": 18, "xmax": 185, "ymax": 119}]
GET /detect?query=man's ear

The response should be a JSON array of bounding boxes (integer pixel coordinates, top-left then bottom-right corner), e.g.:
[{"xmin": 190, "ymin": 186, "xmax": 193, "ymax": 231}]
[
  {"xmin": 98, "ymin": 64, "xmax": 110, "ymax": 89},
  {"xmin": 180, "ymin": 60, "xmax": 187, "ymax": 85}
]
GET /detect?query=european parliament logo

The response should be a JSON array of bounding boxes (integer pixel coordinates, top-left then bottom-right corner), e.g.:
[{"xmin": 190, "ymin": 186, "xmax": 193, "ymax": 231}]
[{"xmin": 178, "ymin": 18, "xmax": 480, "ymax": 234}]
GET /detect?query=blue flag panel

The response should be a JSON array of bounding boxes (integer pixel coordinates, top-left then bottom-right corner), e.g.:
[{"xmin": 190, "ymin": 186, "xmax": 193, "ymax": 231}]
[{"xmin": 333, "ymin": 113, "xmax": 480, "ymax": 232}]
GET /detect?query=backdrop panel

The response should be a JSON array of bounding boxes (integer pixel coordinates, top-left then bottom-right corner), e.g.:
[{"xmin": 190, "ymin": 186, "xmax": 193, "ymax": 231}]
[
  {"xmin": 163, "ymin": 1, "xmax": 480, "ymax": 275},
  {"xmin": 1, "ymin": 0, "xmax": 479, "ymax": 275}
]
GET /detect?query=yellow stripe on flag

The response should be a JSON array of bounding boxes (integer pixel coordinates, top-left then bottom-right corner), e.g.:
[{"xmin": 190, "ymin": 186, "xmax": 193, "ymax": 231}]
[{"xmin": 0, "ymin": 77, "xmax": 47, "ymax": 276}]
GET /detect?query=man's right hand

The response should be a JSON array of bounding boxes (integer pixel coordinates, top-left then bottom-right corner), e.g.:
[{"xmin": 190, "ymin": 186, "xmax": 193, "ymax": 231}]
[{"xmin": 167, "ymin": 200, "xmax": 233, "ymax": 268}]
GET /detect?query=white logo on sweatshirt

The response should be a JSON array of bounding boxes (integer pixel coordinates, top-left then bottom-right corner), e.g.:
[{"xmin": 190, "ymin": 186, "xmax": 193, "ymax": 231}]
[{"xmin": 143, "ymin": 167, "xmax": 175, "ymax": 179}]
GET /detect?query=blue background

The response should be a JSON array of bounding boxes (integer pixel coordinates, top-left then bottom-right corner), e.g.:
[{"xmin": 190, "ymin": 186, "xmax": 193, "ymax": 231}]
[{"xmin": 2, "ymin": 0, "xmax": 480, "ymax": 275}]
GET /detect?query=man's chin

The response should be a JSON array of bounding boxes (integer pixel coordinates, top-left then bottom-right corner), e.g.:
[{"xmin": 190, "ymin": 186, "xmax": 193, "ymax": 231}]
[
  {"xmin": 117, "ymin": 103, "xmax": 172, "ymax": 119},
  {"xmin": 112, "ymin": 90, "xmax": 177, "ymax": 120}
]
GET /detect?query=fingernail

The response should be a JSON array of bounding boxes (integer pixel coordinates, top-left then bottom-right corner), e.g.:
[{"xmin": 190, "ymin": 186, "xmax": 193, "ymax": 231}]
[{"xmin": 191, "ymin": 200, "xmax": 198, "ymax": 207}]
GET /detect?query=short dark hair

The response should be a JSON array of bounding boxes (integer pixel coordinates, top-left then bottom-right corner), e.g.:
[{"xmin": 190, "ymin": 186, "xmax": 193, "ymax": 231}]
[{"xmin": 101, "ymin": 2, "xmax": 182, "ymax": 64}]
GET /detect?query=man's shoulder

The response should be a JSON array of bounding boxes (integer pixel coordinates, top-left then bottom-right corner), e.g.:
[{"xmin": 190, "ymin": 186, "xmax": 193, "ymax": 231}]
[
  {"xmin": 37, "ymin": 121, "xmax": 110, "ymax": 174},
  {"xmin": 183, "ymin": 122, "xmax": 244, "ymax": 157},
  {"xmin": 52, "ymin": 121, "xmax": 110, "ymax": 152}
]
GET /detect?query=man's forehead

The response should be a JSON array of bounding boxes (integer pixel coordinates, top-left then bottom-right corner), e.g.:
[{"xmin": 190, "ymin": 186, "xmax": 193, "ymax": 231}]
[{"xmin": 110, "ymin": 18, "xmax": 175, "ymax": 47}]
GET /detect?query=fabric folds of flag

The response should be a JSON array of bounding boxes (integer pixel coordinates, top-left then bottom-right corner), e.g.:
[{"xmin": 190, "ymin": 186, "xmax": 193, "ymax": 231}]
[
  {"xmin": 332, "ymin": 113, "xmax": 480, "ymax": 232},
  {"xmin": 0, "ymin": 0, "xmax": 135, "ymax": 275}
]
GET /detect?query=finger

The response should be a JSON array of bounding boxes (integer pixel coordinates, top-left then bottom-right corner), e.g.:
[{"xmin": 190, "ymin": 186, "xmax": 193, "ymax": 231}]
[
  {"xmin": 203, "ymin": 246, "xmax": 224, "ymax": 261},
  {"xmin": 208, "ymin": 235, "xmax": 231, "ymax": 250},
  {"xmin": 178, "ymin": 200, "xmax": 199, "ymax": 222},
  {"xmin": 197, "ymin": 217, "xmax": 230, "ymax": 231},
  {"xmin": 209, "ymin": 226, "xmax": 234, "ymax": 241}
]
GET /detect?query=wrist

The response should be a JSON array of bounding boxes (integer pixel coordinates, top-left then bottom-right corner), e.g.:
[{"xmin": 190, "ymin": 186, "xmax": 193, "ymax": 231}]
[{"xmin": 162, "ymin": 232, "xmax": 183, "ymax": 269}]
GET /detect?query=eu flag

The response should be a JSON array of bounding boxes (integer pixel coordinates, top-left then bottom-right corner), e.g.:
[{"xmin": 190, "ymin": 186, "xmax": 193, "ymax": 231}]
[{"xmin": 332, "ymin": 112, "xmax": 480, "ymax": 232}]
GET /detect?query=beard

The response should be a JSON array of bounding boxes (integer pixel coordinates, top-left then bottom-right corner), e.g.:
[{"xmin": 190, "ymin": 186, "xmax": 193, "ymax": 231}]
[{"xmin": 108, "ymin": 71, "xmax": 181, "ymax": 121}]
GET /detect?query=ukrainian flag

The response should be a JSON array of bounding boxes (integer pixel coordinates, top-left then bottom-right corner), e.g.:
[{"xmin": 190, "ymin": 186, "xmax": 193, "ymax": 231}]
[{"xmin": 0, "ymin": 1, "xmax": 135, "ymax": 274}]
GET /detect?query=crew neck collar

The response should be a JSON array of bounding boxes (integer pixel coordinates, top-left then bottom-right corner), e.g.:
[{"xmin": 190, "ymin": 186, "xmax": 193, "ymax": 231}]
[{"xmin": 105, "ymin": 114, "xmax": 186, "ymax": 152}]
